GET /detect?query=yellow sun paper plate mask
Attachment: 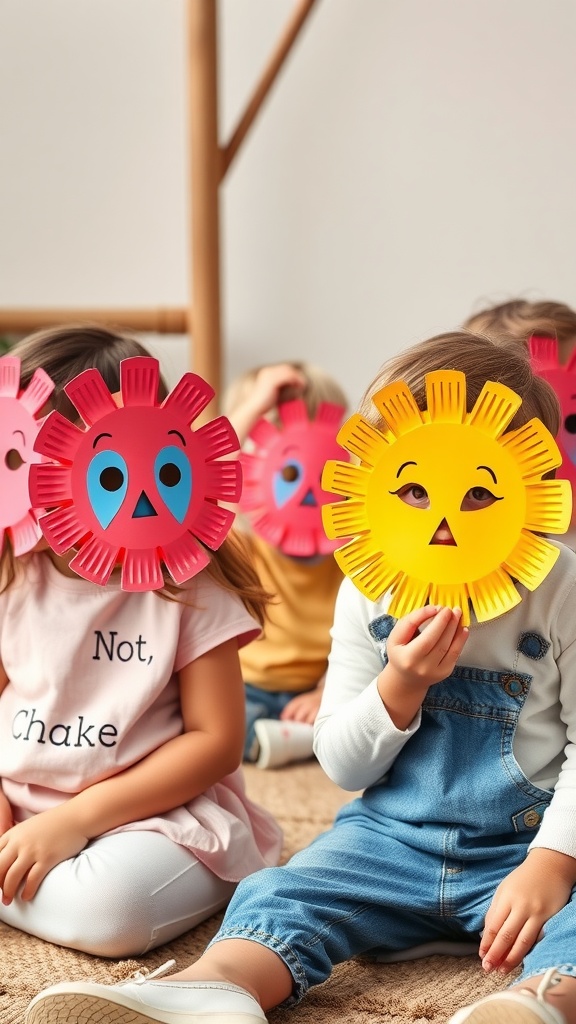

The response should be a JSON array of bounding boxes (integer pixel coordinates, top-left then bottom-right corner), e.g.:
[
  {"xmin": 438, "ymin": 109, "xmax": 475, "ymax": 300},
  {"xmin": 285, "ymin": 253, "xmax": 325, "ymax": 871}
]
[{"xmin": 322, "ymin": 370, "xmax": 572, "ymax": 626}]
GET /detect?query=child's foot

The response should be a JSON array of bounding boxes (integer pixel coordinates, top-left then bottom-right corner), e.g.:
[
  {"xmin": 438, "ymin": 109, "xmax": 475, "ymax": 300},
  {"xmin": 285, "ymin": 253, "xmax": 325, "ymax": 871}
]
[
  {"xmin": 449, "ymin": 968, "xmax": 566, "ymax": 1023},
  {"xmin": 25, "ymin": 961, "xmax": 268, "ymax": 1024},
  {"xmin": 254, "ymin": 718, "xmax": 314, "ymax": 769}
]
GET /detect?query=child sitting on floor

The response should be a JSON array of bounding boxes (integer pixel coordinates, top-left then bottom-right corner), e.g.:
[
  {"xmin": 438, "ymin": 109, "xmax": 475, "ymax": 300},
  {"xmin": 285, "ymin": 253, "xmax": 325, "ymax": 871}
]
[
  {"xmin": 224, "ymin": 361, "xmax": 348, "ymax": 769},
  {"xmin": 0, "ymin": 324, "xmax": 282, "ymax": 959}
]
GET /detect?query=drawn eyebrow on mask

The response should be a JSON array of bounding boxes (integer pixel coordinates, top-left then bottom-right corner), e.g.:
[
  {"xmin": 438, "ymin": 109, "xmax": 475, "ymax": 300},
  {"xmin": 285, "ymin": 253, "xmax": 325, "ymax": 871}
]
[
  {"xmin": 477, "ymin": 465, "xmax": 497, "ymax": 484},
  {"xmin": 396, "ymin": 460, "xmax": 417, "ymax": 478},
  {"xmin": 92, "ymin": 432, "xmax": 113, "ymax": 450}
]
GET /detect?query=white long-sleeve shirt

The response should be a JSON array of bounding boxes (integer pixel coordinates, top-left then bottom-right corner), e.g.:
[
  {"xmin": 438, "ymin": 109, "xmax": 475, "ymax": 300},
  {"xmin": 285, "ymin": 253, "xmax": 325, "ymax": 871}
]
[{"xmin": 314, "ymin": 541, "xmax": 576, "ymax": 858}]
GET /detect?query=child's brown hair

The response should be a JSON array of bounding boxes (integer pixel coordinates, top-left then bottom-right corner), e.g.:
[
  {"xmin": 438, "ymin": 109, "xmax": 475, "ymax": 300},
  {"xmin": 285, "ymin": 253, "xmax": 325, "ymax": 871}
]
[
  {"xmin": 360, "ymin": 330, "xmax": 560, "ymax": 437},
  {"xmin": 464, "ymin": 299, "xmax": 576, "ymax": 365}
]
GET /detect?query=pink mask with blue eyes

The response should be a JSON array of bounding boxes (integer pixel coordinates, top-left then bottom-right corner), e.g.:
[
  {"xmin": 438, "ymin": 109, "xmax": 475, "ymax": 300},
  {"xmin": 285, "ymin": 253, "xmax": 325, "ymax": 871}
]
[
  {"xmin": 29, "ymin": 356, "xmax": 241, "ymax": 590},
  {"xmin": 529, "ymin": 334, "xmax": 576, "ymax": 493},
  {"xmin": 0, "ymin": 355, "xmax": 54, "ymax": 555},
  {"xmin": 239, "ymin": 399, "xmax": 348, "ymax": 557}
]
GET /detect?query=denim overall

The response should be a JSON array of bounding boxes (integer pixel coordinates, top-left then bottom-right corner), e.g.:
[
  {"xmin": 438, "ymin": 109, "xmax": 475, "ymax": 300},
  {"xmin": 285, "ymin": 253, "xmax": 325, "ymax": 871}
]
[{"xmin": 214, "ymin": 614, "xmax": 576, "ymax": 1003}]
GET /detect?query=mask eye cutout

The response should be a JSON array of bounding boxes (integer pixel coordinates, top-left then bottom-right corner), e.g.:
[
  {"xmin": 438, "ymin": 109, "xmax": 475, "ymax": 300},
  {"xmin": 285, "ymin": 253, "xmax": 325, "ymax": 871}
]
[
  {"xmin": 273, "ymin": 459, "xmax": 304, "ymax": 508},
  {"xmin": 460, "ymin": 486, "xmax": 502, "ymax": 512},
  {"xmin": 5, "ymin": 448, "xmax": 24, "ymax": 471},
  {"xmin": 87, "ymin": 449, "xmax": 129, "ymax": 529},
  {"xmin": 564, "ymin": 414, "xmax": 576, "ymax": 434},
  {"xmin": 282, "ymin": 464, "xmax": 300, "ymax": 482},
  {"xmin": 392, "ymin": 482, "xmax": 430, "ymax": 508},
  {"xmin": 154, "ymin": 444, "xmax": 192, "ymax": 524}
]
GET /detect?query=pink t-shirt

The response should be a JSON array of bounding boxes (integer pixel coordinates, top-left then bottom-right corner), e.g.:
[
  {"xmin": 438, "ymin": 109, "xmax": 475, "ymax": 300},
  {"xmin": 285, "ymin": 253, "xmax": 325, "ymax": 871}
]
[{"xmin": 0, "ymin": 554, "xmax": 282, "ymax": 881}]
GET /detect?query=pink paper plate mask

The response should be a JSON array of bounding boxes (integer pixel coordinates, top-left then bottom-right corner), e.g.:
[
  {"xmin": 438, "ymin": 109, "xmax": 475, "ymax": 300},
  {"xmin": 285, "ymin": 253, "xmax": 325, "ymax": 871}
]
[
  {"xmin": 239, "ymin": 399, "xmax": 348, "ymax": 557},
  {"xmin": 529, "ymin": 334, "xmax": 576, "ymax": 494},
  {"xmin": 0, "ymin": 355, "xmax": 54, "ymax": 555},
  {"xmin": 29, "ymin": 357, "xmax": 241, "ymax": 590}
]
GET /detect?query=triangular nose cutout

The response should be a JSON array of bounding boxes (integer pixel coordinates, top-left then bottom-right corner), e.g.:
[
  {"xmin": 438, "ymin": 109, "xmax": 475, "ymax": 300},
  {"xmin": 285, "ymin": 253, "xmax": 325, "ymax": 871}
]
[
  {"xmin": 300, "ymin": 488, "xmax": 318, "ymax": 507},
  {"xmin": 132, "ymin": 490, "xmax": 158, "ymax": 519},
  {"xmin": 429, "ymin": 518, "xmax": 456, "ymax": 545}
]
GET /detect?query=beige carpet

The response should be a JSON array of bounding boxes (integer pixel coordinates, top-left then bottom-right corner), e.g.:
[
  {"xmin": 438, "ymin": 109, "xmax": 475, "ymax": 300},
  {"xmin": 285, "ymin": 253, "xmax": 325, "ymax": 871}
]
[{"xmin": 0, "ymin": 762, "xmax": 515, "ymax": 1024}]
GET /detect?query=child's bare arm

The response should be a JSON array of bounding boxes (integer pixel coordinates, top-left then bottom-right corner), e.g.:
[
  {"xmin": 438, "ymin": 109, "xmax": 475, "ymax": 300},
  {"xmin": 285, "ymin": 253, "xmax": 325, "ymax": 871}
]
[
  {"xmin": 0, "ymin": 663, "xmax": 14, "ymax": 834},
  {"xmin": 229, "ymin": 364, "xmax": 306, "ymax": 444},
  {"xmin": 0, "ymin": 638, "xmax": 245, "ymax": 903},
  {"xmin": 0, "ymin": 661, "xmax": 8, "ymax": 697},
  {"xmin": 480, "ymin": 847, "xmax": 576, "ymax": 974}
]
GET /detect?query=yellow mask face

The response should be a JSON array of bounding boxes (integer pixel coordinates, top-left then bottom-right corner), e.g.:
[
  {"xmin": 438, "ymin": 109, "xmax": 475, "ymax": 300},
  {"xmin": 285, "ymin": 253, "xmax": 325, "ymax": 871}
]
[{"xmin": 322, "ymin": 370, "xmax": 572, "ymax": 625}]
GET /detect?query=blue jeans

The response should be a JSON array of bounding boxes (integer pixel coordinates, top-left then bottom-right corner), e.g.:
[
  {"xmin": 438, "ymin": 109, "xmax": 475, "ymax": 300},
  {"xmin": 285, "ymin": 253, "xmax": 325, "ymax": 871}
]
[
  {"xmin": 243, "ymin": 683, "xmax": 313, "ymax": 761},
  {"xmin": 212, "ymin": 616, "xmax": 576, "ymax": 1004}
]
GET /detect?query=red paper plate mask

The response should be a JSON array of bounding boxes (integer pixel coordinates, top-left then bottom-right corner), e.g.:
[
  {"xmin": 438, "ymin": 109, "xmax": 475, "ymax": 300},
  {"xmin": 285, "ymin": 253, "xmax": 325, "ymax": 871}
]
[
  {"xmin": 0, "ymin": 355, "xmax": 54, "ymax": 555},
  {"xmin": 29, "ymin": 357, "xmax": 241, "ymax": 590},
  {"xmin": 239, "ymin": 399, "xmax": 347, "ymax": 557},
  {"xmin": 529, "ymin": 334, "xmax": 576, "ymax": 493}
]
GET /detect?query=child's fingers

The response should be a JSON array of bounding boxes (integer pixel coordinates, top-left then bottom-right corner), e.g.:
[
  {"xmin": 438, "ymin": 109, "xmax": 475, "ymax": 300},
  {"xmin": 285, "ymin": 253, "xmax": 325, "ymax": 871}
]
[
  {"xmin": 410, "ymin": 607, "xmax": 462, "ymax": 659},
  {"xmin": 480, "ymin": 910, "xmax": 540, "ymax": 974},
  {"xmin": 389, "ymin": 605, "xmax": 442, "ymax": 646},
  {"xmin": 411, "ymin": 610, "xmax": 468, "ymax": 675},
  {"xmin": 390, "ymin": 607, "xmax": 469, "ymax": 677},
  {"xmin": 0, "ymin": 854, "xmax": 27, "ymax": 904},
  {"xmin": 440, "ymin": 619, "xmax": 469, "ymax": 667},
  {"xmin": 20, "ymin": 863, "xmax": 46, "ymax": 902}
]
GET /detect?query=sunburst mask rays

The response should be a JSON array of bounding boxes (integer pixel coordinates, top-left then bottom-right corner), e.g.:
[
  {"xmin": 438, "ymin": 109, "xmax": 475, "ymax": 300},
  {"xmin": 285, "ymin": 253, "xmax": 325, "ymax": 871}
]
[
  {"xmin": 239, "ymin": 398, "xmax": 347, "ymax": 557},
  {"xmin": 529, "ymin": 334, "xmax": 576, "ymax": 495},
  {"xmin": 29, "ymin": 356, "xmax": 241, "ymax": 591},
  {"xmin": 322, "ymin": 370, "xmax": 572, "ymax": 625},
  {"xmin": 0, "ymin": 355, "xmax": 55, "ymax": 555}
]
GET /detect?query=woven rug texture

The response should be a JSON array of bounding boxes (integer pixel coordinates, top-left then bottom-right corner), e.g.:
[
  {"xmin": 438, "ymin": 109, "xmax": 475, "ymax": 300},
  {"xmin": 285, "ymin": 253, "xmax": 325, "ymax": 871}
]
[{"xmin": 0, "ymin": 761, "xmax": 514, "ymax": 1023}]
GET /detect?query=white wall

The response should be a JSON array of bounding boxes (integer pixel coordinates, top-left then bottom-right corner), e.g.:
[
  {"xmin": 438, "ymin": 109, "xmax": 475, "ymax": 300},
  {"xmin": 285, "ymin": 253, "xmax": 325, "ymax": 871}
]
[{"xmin": 1, "ymin": 0, "xmax": 575, "ymax": 409}]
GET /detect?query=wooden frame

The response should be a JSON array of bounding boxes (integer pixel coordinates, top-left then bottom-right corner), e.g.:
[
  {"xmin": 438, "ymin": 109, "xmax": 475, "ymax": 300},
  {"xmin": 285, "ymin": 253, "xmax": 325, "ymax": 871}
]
[{"xmin": 0, "ymin": 0, "xmax": 319, "ymax": 406}]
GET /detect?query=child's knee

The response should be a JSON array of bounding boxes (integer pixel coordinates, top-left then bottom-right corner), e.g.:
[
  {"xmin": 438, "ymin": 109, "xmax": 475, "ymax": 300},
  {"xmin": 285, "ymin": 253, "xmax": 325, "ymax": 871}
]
[{"xmin": 44, "ymin": 881, "xmax": 159, "ymax": 957}]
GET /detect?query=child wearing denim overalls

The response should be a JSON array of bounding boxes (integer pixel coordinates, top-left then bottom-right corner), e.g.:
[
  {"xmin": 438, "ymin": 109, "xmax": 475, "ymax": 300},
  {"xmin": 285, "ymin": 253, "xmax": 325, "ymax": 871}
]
[{"xmin": 26, "ymin": 332, "xmax": 576, "ymax": 1024}]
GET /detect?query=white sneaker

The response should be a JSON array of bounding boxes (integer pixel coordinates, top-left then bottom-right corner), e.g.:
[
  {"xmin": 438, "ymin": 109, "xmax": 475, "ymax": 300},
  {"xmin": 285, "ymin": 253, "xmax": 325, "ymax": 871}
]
[
  {"xmin": 25, "ymin": 960, "xmax": 268, "ymax": 1024},
  {"xmin": 449, "ymin": 967, "xmax": 566, "ymax": 1023},
  {"xmin": 254, "ymin": 718, "xmax": 314, "ymax": 769}
]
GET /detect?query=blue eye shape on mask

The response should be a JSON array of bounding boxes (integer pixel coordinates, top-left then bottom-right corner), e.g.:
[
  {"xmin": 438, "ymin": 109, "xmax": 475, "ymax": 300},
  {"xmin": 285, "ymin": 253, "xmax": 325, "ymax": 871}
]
[
  {"xmin": 273, "ymin": 459, "xmax": 304, "ymax": 508},
  {"xmin": 87, "ymin": 449, "xmax": 129, "ymax": 529},
  {"xmin": 154, "ymin": 445, "xmax": 192, "ymax": 523}
]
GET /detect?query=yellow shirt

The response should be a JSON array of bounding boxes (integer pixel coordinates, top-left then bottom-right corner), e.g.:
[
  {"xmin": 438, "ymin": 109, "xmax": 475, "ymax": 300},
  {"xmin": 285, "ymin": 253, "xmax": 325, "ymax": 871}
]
[{"xmin": 240, "ymin": 534, "xmax": 343, "ymax": 693}]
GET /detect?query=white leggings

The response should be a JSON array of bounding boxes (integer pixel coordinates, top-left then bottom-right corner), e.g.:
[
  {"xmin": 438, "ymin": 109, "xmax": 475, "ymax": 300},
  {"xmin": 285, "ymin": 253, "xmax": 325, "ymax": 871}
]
[{"xmin": 0, "ymin": 830, "xmax": 236, "ymax": 958}]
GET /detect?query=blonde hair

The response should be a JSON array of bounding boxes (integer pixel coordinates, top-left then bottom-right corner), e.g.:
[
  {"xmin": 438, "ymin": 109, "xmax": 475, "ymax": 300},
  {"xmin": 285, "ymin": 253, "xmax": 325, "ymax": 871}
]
[
  {"xmin": 2, "ymin": 323, "xmax": 268, "ymax": 624},
  {"xmin": 464, "ymin": 299, "xmax": 576, "ymax": 365},
  {"xmin": 360, "ymin": 331, "xmax": 560, "ymax": 437},
  {"xmin": 224, "ymin": 360, "xmax": 347, "ymax": 424}
]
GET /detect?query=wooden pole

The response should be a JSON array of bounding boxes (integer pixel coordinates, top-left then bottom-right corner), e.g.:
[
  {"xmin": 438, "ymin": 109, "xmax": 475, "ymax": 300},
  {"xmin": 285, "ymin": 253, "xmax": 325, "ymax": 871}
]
[
  {"xmin": 186, "ymin": 0, "xmax": 222, "ymax": 408},
  {"xmin": 0, "ymin": 307, "xmax": 188, "ymax": 335},
  {"xmin": 0, "ymin": 0, "xmax": 321, "ymax": 411},
  {"xmin": 220, "ymin": 0, "xmax": 319, "ymax": 180}
]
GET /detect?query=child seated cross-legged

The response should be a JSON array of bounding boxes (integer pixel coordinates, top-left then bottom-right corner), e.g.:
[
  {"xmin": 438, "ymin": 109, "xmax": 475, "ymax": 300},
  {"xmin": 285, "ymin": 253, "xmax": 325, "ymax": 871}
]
[
  {"xmin": 26, "ymin": 331, "xmax": 576, "ymax": 1024},
  {"xmin": 223, "ymin": 361, "xmax": 348, "ymax": 769},
  {"xmin": 0, "ymin": 324, "xmax": 282, "ymax": 960}
]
